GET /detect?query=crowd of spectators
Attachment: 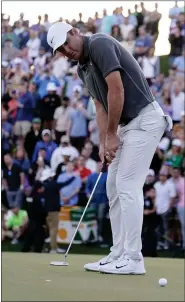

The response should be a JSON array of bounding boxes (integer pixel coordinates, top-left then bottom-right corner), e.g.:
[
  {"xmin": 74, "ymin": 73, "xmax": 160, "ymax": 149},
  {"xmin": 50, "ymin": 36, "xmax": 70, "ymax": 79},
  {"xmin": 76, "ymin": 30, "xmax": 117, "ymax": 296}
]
[{"xmin": 1, "ymin": 1, "xmax": 185, "ymax": 255}]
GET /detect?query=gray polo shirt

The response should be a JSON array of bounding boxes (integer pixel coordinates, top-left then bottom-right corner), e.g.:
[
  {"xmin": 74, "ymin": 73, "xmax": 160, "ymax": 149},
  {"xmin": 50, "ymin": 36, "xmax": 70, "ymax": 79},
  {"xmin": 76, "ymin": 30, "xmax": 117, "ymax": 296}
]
[{"xmin": 77, "ymin": 34, "xmax": 155, "ymax": 125}]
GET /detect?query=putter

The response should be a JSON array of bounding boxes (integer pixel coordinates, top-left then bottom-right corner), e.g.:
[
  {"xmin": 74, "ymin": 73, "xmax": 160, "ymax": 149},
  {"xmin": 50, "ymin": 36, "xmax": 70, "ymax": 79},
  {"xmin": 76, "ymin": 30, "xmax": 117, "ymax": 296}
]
[{"xmin": 50, "ymin": 160, "xmax": 108, "ymax": 266}]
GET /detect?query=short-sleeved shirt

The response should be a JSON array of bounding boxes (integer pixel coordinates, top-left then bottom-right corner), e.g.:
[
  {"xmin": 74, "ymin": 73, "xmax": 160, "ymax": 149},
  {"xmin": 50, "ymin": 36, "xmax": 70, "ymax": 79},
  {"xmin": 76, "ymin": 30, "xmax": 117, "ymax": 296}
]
[
  {"xmin": 77, "ymin": 34, "xmax": 154, "ymax": 125},
  {"xmin": 7, "ymin": 210, "xmax": 27, "ymax": 228},
  {"xmin": 3, "ymin": 163, "xmax": 23, "ymax": 191}
]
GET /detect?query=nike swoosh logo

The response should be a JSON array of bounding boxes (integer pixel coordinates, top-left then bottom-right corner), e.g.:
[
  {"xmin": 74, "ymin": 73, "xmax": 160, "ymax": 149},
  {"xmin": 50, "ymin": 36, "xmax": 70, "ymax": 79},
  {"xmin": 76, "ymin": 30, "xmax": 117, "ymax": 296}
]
[
  {"xmin": 99, "ymin": 261, "xmax": 112, "ymax": 266},
  {"xmin": 115, "ymin": 264, "xmax": 128, "ymax": 269}
]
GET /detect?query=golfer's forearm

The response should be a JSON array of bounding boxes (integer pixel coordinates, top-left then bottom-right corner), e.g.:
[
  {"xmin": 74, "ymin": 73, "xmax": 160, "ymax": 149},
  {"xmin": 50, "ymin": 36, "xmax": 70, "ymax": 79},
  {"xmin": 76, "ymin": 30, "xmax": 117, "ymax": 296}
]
[
  {"xmin": 107, "ymin": 90, "xmax": 124, "ymax": 134},
  {"xmin": 94, "ymin": 100, "xmax": 108, "ymax": 144}
]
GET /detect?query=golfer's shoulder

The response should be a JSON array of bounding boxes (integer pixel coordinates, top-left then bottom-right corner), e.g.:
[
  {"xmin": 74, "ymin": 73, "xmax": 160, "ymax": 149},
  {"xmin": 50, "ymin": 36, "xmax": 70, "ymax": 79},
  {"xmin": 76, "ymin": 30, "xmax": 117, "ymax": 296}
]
[{"xmin": 89, "ymin": 33, "xmax": 117, "ymax": 49}]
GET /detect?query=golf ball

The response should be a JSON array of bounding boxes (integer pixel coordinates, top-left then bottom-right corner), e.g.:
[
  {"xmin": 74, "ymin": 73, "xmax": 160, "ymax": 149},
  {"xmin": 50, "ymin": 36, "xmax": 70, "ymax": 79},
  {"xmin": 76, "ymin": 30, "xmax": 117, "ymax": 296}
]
[{"xmin": 159, "ymin": 278, "xmax": 167, "ymax": 287}]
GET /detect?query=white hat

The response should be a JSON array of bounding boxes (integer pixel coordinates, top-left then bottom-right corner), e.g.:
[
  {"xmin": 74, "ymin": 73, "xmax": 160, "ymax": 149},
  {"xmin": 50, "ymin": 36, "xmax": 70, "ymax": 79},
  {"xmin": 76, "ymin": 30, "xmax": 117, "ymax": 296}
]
[
  {"xmin": 40, "ymin": 168, "xmax": 55, "ymax": 182},
  {"xmin": 172, "ymin": 139, "xmax": 182, "ymax": 147},
  {"xmin": 158, "ymin": 137, "xmax": 170, "ymax": 151},
  {"xmin": 42, "ymin": 129, "xmax": 51, "ymax": 136},
  {"xmin": 148, "ymin": 169, "xmax": 155, "ymax": 177},
  {"xmin": 46, "ymin": 82, "xmax": 57, "ymax": 91},
  {"xmin": 47, "ymin": 22, "xmax": 72, "ymax": 54},
  {"xmin": 2, "ymin": 61, "xmax": 9, "ymax": 67},
  {"xmin": 60, "ymin": 135, "xmax": 70, "ymax": 143},
  {"xmin": 73, "ymin": 85, "xmax": 82, "ymax": 93},
  {"xmin": 14, "ymin": 57, "xmax": 22, "ymax": 65}
]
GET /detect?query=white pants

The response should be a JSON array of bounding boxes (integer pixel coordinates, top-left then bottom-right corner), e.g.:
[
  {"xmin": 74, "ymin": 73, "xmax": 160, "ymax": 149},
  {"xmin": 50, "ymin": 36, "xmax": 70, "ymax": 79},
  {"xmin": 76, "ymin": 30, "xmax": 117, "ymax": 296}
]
[{"xmin": 106, "ymin": 101, "xmax": 172, "ymax": 260}]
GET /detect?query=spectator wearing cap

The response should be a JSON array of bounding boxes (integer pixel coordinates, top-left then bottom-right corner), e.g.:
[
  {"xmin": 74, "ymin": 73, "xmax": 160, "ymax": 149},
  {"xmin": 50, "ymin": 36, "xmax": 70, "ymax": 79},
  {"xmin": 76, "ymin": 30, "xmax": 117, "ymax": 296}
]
[
  {"xmin": 171, "ymin": 81, "xmax": 185, "ymax": 123},
  {"xmin": 53, "ymin": 96, "xmax": 72, "ymax": 144},
  {"xmin": 150, "ymin": 136, "xmax": 170, "ymax": 175},
  {"xmin": 50, "ymin": 135, "xmax": 79, "ymax": 173},
  {"xmin": 14, "ymin": 82, "xmax": 35, "ymax": 138},
  {"xmin": 26, "ymin": 30, "xmax": 41, "ymax": 62},
  {"xmin": 33, "ymin": 67, "xmax": 60, "ymax": 98},
  {"xmin": 9, "ymin": 58, "xmax": 27, "ymax": 91},
  {"xmin": 24, "ymin": 118, "xmax": 42, "ymax": 161},
  {"xmin": 142, "ymin": 186, "xmax": 158, "ymax": 257},
  {"xmin": 5, "ymin": 206, "xmax": 28, "ymax": 245},
  {"xmin": 39, "ymin": 82, "xmax": 61, "ymax": 130},
  {"xmin": 68, "ymin": 99, "xmax": 89, "ymax": 152},
  {"xmin": 154, "ymin": 168, "xmax": 177, "ymax": 250},
  {"xmin": 143, "ymin": 169, "xmax": 156, "ymax": 194},
  {"xmin": 165, "ymin": 139, "xmax": 183, "ymax": 168},
  {"xmin": 71, "ymin": 85, "xmax": 82, "ymax": 105},
  {"xmin": 32, "ymin": 129, "xmax": 57, "ymax": 163},
  {"xmin": 2, "ymin": 109, "xmax": 13, "ymax": 155},
  {"xmin": 57, "ymin": 161, "xmax": 82, "ymax": 206}
]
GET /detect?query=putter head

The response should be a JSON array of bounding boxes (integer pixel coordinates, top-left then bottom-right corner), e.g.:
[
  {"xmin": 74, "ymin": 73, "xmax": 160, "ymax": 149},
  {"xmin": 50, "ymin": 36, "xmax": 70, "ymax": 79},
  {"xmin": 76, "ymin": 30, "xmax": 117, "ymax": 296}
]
[{"xmin": 50, "ymin": 261, "xmax": 69, "ymax": 266}]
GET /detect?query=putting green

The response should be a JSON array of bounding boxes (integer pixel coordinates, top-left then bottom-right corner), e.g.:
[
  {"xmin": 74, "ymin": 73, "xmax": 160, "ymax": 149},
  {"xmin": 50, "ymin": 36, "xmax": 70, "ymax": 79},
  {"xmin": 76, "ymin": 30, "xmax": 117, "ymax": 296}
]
[{"xmin": 2, "ymin": 253, "xmax": 184, "ymax": 301}]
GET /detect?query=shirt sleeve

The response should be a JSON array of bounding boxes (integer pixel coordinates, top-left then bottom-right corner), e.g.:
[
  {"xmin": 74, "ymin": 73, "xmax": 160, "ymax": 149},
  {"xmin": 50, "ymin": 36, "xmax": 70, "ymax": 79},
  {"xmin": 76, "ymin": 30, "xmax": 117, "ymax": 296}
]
[
  {"xmin": 89, "ymin": 37, "xmax": 123, "ymax": 78},
  {"xmin": 168, "ymin": 182, "xmax": 177, "ymax": 198}
]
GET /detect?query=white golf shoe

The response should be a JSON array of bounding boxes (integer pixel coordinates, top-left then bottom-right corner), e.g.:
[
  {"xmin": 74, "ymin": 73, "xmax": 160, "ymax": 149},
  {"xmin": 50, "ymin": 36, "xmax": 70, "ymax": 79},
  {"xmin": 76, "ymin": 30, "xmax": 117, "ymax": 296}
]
[
  {"xmin": 84, "ymin": 253, "xmax": 118, "ymax": 272},
  {"xmin": 99, "ymin": 256, "xmax": 146, "ymax": 275}
]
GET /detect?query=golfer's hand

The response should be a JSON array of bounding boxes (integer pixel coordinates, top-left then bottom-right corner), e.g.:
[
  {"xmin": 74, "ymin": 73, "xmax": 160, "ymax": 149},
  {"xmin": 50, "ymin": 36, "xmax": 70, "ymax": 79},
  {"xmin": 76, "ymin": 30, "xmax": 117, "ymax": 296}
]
[{"xmin": 105, "ymin": 133, "xmax": 120, "ymax": 164}]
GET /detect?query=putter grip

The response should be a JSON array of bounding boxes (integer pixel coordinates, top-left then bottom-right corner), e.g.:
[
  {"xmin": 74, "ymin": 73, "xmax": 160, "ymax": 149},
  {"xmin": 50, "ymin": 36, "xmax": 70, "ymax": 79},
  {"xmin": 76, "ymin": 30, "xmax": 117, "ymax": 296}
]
[{"xmin": 101, "ymin": 159, "xmax": 108, "ymax": 173}]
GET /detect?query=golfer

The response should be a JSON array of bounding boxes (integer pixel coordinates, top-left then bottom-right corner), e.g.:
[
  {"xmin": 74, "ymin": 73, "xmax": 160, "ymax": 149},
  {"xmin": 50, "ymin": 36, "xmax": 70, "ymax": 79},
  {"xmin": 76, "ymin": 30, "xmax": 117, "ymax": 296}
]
[{"xmin": 47, "ymin": 22, "xmax": 172, "ymax": 275}]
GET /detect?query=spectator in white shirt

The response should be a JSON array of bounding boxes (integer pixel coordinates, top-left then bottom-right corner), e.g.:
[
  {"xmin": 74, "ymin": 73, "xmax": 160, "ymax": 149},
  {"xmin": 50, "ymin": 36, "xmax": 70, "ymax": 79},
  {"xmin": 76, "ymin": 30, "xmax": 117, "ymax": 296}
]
[
  {"xmin": 51, "ymin": 52, "xmax": 69, "ymax": 80},
  {"xmin": 121, "ymin": 32, "xmax": 135, "ymax": 55},
  {"xmin": 34, "ymin": 47, "xmax": 47, "ymax": 75},
  {"xmin": 120, "ymin": 17, "xmax": 134, "ymax": 40},
  {"xmin": 43, "ymin": 14, "xmax": 51, "ymax": 31},
  {"xmin": 154, "ymin": 169, "xmax": 176, "ymax": 249},
  {"xmin": 26, "ymin": 30, "xmax": 41, "ymax": 62},
  {"xmin": 53, "ymin": 96, "xmax": 72, "ymax": 144},
  {"xmin": 50, "ymin": 135, "xmax": 79, "ymax": 173},
  {"xmin": 169, "ymin": 1, "xmax": 181, "ymax": 31},
  {"xmin": 171, "ymin": 81, "xmax": 185, "ymax": 123},
  {"xmin": 138, "ymin": 47, "xmax": 160, "ymax": 86}
]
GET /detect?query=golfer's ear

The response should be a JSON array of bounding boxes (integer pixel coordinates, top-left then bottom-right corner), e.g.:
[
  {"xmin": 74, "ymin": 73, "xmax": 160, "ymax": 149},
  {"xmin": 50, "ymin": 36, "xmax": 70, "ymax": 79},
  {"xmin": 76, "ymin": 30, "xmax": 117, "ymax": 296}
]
[
  {"xmin": 71, "ymin": 28, "xmax": 79, "ymax": 35},
  {"xmin": 105, "ymin": 71, "xmax": 124, "ymax": 92}
]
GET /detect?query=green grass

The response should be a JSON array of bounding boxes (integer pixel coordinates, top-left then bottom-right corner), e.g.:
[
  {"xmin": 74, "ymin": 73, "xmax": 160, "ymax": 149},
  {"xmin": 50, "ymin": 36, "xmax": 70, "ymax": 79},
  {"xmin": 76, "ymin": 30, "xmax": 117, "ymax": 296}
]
[{"xmin": 2, "ymin": 253, "xmax": 184, "ymax": 301}]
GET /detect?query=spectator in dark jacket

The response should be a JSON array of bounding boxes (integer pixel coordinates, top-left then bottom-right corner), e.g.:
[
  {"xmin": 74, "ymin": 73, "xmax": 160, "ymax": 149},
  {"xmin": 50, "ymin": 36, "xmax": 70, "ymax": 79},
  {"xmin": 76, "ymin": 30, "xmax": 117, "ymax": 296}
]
[
  {"xmin": 40, "ymin": 168, "xmax": 75, "ymax": 253},
  {"xmin": 32, "ymin": 129, "xmax": 57, "ymax": 163},
  {"xmin": 24, "ymin": 118, "xmax": 42, "ymax": 161},
  {"xmin": 38, "ymin": 82, "xmax": 61, "ymax": 129},
  {"xmin": 169, "ymin": 27, "xmax": 184, "ymax": 66}
]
